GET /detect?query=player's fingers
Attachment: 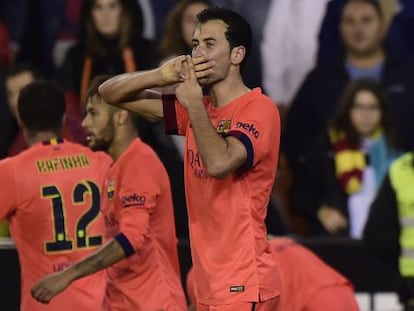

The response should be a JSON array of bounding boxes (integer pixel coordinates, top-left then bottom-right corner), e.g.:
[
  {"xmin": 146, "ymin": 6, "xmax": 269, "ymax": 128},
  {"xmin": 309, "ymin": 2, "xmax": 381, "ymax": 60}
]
[
  {"xmin": 186, "ymin": 56, "xmax": 197, "ymax": 81},
  {"xmin": 175, "ymin": 55, "xmax": 188, "ymax": 66},
  {"xmin": 192, "ymin": 55, "xmax": 208, "ymax": 65},
  {"xmin": 31, "ymin": 286, "xmax": 43, "ymax": 299},
  {"xmin": 175, "ymin": 55, "xmax": 190, "ymax": 79},
  {"xmin": 37, "ymin": 289, "xmax": 52, "ymax": 304},
  {"xmin": 179, "ymin": 60, "xmax": 189, "ymax": 80},
  {"xmin": 194, "ymin": 60, "xmax": 215, "ymax": 72}
]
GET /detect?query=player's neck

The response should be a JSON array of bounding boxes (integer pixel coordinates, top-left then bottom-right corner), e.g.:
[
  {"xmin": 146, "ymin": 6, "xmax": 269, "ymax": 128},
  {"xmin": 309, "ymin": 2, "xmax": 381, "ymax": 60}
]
[
  {"xmin": 24, "ymin": 130, "xmax": 62, "ymax": 146},
  {"xmin": 108, "ymin": 131, "xmax": 136, "ymax": 161},
  {"xmin": 209, "ymin": 76, "xmax": 250, "ymax": 108}
]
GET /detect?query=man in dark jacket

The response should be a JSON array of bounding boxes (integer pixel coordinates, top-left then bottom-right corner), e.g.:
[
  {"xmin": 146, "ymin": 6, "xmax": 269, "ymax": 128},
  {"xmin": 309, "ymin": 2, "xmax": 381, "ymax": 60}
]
[{"xmin": 283, "ymin": 0, "xmax": 414, "ymax": 179}]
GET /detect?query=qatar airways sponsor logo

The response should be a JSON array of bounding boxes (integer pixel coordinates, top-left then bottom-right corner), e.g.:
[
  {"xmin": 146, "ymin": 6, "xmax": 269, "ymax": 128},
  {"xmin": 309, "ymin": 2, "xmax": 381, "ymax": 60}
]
[
  {"xmin": 53, "ymin": 261, "xmax": 73, "ymax": 272},
  {"xmin": 121, "ymin": 193, "xmax": 146, "ymax": 207},
  {"xmin": 187, "ymin": 149, "xmax": 213, "ymax": 180},
  {"xmin": 235, "ymin": 122, "xmax": 260, "ymax": 138}
]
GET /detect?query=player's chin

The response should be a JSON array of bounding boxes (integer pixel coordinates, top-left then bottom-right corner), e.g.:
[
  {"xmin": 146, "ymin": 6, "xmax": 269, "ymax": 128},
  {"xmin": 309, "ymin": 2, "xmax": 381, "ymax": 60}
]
[{"xmin": 197, "ymin": 76, "xmax": 211, "ymax": 86}]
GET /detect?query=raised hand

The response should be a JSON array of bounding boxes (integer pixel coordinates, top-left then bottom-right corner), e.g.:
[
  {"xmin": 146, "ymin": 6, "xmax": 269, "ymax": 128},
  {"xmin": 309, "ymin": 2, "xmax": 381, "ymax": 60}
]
[
  {"xmin": 176, "ymin": 56, "xmax": 204, "ymax": 109},
  {"xmin": 159, "ymin": 55, "xmax": 189, "ymax": 86},
  {"xmin": 31, "ymin": 271, "xmax": 72, "ymax": 304},
  {"xmin": 192, "ymin": 56, "xmax": 215, "ymax": 83}
]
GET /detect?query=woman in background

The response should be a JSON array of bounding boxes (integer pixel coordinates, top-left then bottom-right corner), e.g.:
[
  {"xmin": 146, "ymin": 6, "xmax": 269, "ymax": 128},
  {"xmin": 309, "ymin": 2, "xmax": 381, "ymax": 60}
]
[
  {"xmin": 58, "ymin": 0, "xmax": 154, "ymax": 113},
  {"xmin": 292, "ymin": 79, "xmax": 401, "ymax": 238}
]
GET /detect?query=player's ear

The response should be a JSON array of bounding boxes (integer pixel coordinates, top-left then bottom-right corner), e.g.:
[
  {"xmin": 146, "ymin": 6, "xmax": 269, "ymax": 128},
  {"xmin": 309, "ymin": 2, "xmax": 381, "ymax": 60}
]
[
  {"xmin": 115, "ymin": 109, "xmax": 129, "ymax": 125},
  {"xmin": 230, "ymin": 46, "xmax": 245, "ymax": 65}
]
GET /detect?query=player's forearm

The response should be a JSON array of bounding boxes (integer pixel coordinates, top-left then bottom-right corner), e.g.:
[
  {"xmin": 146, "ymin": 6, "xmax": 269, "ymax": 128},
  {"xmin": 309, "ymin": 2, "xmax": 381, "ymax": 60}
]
[
  {"xmin": 65, "ymin": 239, "xmax": 126, "ymax": 283},
  {"xmin": 188, "ymin": 102, "xmax": 244, "ymax": 178},
  {"xmin": 98, "ymin": 69, "xmax": 164, "ymax": 104}
]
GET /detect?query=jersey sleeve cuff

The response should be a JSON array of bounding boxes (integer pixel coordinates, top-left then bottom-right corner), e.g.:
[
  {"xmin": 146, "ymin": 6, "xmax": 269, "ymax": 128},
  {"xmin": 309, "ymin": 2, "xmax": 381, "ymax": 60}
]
[
  {"xmin": 225, "ymin": 130, "xmax": 254, "ymax": 169},
  {"xmin": 162, "ymin": 94, "xmax": 179, "ymax": 135},
  {"xmin": 114, "ymin": 233, "xmax": 135, "ymax": 257}
]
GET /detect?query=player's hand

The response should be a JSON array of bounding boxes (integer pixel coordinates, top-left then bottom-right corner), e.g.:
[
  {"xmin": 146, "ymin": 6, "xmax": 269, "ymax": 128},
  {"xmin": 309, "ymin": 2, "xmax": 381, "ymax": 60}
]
[
  {"xmin": 176, "ymin": 56, "xmax": 203, "ymax": 109},
  {"xmin": 159, "ymin": 55, "xmax": 188, "ymax": 86},
  {"xmin": 192, "ymin": 55, "xmax": 215, "ymax": 82},
  {"xmin": 31, "ymin": 272, "xmax": 72, "ymax": 304},
  {"xmin": 317, "ymin": 205, "xmax": 348, "ymax": 234}
]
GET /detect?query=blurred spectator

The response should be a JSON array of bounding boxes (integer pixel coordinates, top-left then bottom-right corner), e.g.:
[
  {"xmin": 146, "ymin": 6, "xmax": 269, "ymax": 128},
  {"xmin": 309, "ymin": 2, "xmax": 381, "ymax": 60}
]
[
  {"xmin": 210, "ymin": 0, "xmax": 271, "ymax": 88},
  {"xmin": 317, "ymin": 0, "xmax": 400, "ymax": 64},
  {"xmin": 136, "ymin": 0, "xmax": 155, "ymax": 40},
  {"xmin": 53, "ymin": 0, "xmax": 85, "ymax": 69},
  {"xmin": 364, "ymin": 151, "xmax": 414, "ymax": 310},
  {"xmin": 283, "ymin": 0, "xmax": 414, "ymax": 182},
  {"xmin": 158, "ymin": 0, "xmax": 211, "ymax": 65},
  {"xmin": 186, "ymin": 237, "xmax": 358, "ymax": 311},
  {"xmin": 292, "ymin": 79, "xmax": 401, "ymax": 237},
  {"xmin": 0, "ymin": 0, "xmax": 27, "ymax": 65},
  {"xmin": 54, "ymin": 0, "xmax": 160, "ymax": 70},
  {"xmin": 5, "ymin": 63, "xmax": 86, "ymax": 157},
  {"xmin": 261, "ymin": 0, "xmax": 330, "ymax": 109},
  {"xmin": 150, "ymin": 0, "xmax": 179, "ymax": 41},
  {"xmin": 57, "ymin": 0, "xmax": 155, "ymax": 112},
  {"xmin": 387, "ymin": 0, "xmax": 414, "ymax": 56},
  {"xmin": 17, "ymin": 0, "xmax": 66, "ymax": 77}
]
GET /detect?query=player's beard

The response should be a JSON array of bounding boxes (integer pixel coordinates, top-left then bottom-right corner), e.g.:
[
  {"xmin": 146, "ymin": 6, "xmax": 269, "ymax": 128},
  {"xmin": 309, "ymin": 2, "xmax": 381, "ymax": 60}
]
[{"xmin": 89, "ymin": 119, "xmax": 115, "ymax": 152}]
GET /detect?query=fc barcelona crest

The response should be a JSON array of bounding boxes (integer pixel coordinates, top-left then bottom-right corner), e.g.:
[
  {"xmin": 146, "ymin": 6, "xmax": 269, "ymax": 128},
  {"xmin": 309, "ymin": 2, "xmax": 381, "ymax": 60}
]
[
  {"xmin": 107, "ymin": 180, "xmax": 115, "ymax": 200},
  {"xmin": 217, "ymin": 119, "xmax": 231, "ymax": 134}
]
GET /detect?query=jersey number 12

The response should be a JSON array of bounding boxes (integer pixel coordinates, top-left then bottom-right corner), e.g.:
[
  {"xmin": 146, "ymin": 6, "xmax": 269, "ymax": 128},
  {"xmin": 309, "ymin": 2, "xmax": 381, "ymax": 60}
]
[{"xmin": 42, "ymin": 180, "xmax": 102, "ymax": 253}]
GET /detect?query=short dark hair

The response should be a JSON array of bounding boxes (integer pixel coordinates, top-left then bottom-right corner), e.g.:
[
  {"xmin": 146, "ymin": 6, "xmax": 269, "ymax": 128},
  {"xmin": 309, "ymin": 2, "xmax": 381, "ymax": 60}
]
[
  {"xmin": 87, "ymin": 74, "xmax": 141, "ymax": 128},
  {"xmin": 18, "ymin": 81, "xmax": 65, "ymax": 132},
  {"xmin": 87, "ymin": 74, "xmax": 113, "ymax": 99},
  {"xmin": 197, "ymin": 7, "xmax": 252, "ymax": 63}
]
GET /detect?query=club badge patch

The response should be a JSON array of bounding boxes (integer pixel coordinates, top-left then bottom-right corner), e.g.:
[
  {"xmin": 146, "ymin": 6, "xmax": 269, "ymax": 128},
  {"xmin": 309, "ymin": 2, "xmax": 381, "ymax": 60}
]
[
  {"xmin": 107, "ymin": 180, "xmax": 115, "ymax": 200},
  {"xmin": 217, "ymin": 119, "xmax": 231, "ymax": 134}
]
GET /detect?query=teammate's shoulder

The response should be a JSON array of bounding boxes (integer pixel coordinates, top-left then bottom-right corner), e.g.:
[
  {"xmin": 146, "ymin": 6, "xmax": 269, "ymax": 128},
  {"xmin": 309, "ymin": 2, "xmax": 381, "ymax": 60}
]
[
  {"xmin": 0, "ymin": 156, "xmax": 16, "ymax": 177},
  {"xmin": 0, "ymin": 156, "xmax": 14, "ymax": 167}
]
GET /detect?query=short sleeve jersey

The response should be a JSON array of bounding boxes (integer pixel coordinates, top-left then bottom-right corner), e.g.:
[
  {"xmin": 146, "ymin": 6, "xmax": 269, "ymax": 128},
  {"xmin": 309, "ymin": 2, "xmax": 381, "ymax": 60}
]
[
  {"xmin": 0, "ymin": 139, "xmax": 112, "ymax": 311},
  {"xmin": 271, "ymin": 238, "xmax": 353, "ymax": 311},
  {"xmin": 100, "ymin": 138, "xmax": 186, "ymax": 310},
  {"xmin": 163, "ymin": 88, "xmax": 282, "ymax": 305}
]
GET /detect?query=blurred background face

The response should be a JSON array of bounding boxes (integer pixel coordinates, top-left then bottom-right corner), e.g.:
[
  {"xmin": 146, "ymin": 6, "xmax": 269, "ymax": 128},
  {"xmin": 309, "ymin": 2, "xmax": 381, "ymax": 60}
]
[
  {"xmin": 6, "ymin": 71, "xmax": 35, "ymax": 118},
  {"xmin": 181, "ymin": 2, "xmax": 210, "ymax": 47},
  {"xmin": 82, "ymin": 97, "xmax": 115, "ymax": 151},
  {"xmin": 350, "ymin": 90, "xmax": 382, "ymax": 137},
  {"xmin": 92, "ymin": 0, "xmax": 122, "ymax": 37},
  {"xmin": 340, "ymin": 1, "xmax": 384, "ymax": 56}
]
